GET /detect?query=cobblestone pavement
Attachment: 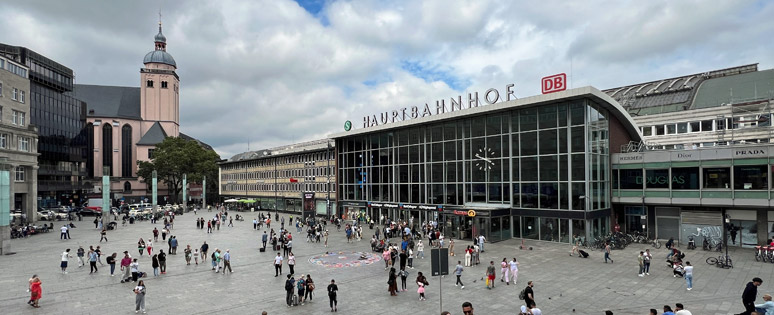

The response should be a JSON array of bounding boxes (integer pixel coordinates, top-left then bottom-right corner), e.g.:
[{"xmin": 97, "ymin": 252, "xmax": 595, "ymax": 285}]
[{"xmin": 0, "ymin": 213, "xmax": 771, "ymax": 315}]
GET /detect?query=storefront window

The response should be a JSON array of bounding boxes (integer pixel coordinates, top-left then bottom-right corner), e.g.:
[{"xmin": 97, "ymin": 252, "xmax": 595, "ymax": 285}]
[
  {"xmin": 703, "ymin": 167, "xmax": 730, "ymax": 189},
  {"xmin": 491, "ymin": 217, "xmax": 502, "ymax": 242},
  {"xmin": 619, "ymin": 169, "xmax": 643, "ymax": 189},
  {"xmin": 559, "ymin": 219, "xmax": 569, "ymax": 243},
  {"xmin": 612, "ymin": 169, "xmax": 619, "ymax": 189},
  {"xmin": 502, "ymin": 216, "xmax": 512, "ymax": 240},
  {"xmin": 522, "ymin": 216, "xmax": 538, "ymax": 239},
  {"xmin": 671, "ymin": 167, "xmax": 699, "ymax": 189},
  {"xmin": 645, "ymin": 169, "xmax": 669, "ymax": 189},
  {"xmin": 521, "ymin": 183, "xmax": 538, "ymax": 208},
  {"xmin": 733, "ymin": 165, "xmax": 768, "ymax": 190},
  {"xmin": 540, "ymin": 217, "xmax": 559, "ymax": 242},
  {"xmin": 572, "ymin": 219, "xmax": 586, "ymax": 243}
]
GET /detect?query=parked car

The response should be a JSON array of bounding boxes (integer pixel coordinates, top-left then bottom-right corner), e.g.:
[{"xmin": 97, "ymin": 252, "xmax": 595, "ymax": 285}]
[
  {"xmin": 37, "ymin": 210, "xmax": 66, "ymax": 221},
  {"xmin": 80, "ymin": 206, "xmax": 103, "ymax": 216}
]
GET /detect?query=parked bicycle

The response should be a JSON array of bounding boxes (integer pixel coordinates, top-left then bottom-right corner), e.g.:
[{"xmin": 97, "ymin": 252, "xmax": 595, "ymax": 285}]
[
  {"xmin": 706, "ymin": 255, "xmax": 733, "ymax": 268},
  {"xmin": 651, "ymin": 238, "xmax": 662, "ymax": 249}
]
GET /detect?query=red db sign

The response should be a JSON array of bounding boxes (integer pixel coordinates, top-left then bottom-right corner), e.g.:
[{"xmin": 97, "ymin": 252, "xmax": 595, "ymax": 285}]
[{"xmin": 542, "ymin": 73, "xmax": 567, "ymax": 94}]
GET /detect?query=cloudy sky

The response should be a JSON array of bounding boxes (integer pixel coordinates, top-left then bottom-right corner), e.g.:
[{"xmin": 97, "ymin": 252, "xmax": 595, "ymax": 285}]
[{"xmin": 2, "ymin": 0, "xmax": 773, "ymax": 159}]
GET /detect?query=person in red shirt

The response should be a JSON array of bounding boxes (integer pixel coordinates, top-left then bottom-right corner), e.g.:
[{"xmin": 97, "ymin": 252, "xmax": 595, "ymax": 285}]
[{"xmin": 29, "ymin": 276, "xmax": 42, "ymax": 308}]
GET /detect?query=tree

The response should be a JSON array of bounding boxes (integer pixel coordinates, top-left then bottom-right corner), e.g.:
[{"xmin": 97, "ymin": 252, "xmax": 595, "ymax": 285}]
[{"xmin": 137, "ymin": 137, "xmax": 220, "ymax": 204}]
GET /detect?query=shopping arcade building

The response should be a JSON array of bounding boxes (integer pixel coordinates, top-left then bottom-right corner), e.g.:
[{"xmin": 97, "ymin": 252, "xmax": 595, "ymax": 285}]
[{"xmin": 330, "ymin": 87, "xmax": 642, "ymax": 243}]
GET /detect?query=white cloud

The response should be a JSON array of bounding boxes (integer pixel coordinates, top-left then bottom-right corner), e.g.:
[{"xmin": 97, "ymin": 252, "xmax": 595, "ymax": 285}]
[{"xmin": 0, "ymin": 0, "xmax": 772, "ymax": 159}]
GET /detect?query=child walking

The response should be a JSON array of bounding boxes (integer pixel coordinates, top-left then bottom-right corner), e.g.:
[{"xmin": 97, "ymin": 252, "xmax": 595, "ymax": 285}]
[{"xmin": 417, "ymin": 282, "xmax": 426, "ymax": 301}]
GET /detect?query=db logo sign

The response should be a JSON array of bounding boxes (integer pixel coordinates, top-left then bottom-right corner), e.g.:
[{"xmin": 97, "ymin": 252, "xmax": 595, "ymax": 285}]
[{"xmin": 541, "ymin": 73, "xmax": 567, "ymax": 94}]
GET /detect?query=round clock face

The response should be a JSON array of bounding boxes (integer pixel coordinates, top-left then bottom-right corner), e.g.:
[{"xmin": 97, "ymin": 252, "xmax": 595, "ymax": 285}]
[{"xmin": 474, "ymin": 147, "xmax": 496, "ymax": 170}]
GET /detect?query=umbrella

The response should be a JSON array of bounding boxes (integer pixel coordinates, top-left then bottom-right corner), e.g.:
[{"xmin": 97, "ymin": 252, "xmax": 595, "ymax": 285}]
[{"xmin": 224, "ymin": 199, "xmax": 239, "ymax": 203}]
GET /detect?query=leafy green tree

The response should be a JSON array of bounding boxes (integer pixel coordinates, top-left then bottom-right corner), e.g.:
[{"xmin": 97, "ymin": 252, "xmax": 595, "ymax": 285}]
[{"xmin": 137, "ymin": 137, "xmax": 220, "ymax": 204}]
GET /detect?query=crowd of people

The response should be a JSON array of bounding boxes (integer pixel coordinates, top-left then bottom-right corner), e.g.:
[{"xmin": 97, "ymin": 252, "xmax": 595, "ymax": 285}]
[{"xmin": 29, "ymin": 206, "xmax": 772, "ymax": 314}]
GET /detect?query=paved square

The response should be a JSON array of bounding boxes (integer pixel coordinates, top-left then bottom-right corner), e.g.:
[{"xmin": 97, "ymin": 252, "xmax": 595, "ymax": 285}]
[{"xmin": 1, "ymin": 213, "xmax": 771, "ymax": 315}]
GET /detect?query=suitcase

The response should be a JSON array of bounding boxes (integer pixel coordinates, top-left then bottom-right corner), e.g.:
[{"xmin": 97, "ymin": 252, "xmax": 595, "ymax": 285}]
[
  {"xmin": 292, "ymin": 294, "xmax": 299, "ymax": 306},
  {"xmin": 259, "ymin": 247, "xmax": 266, "ymax": 252},
  {"xmin": 579, "ymin": 250, "xmax": 589, "ymax": 258}
]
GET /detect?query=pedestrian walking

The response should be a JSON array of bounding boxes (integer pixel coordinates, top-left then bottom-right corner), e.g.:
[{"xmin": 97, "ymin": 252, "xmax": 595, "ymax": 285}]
[
  {"xmin": 638, "ymin": 251, "xmax": 645, "ymax": 277},
  {"xmin": 60, "ymin": 225, "xmax": 68, "ymax": 240},
  {"xmin": 60, "ymin": 249, "xmax": 71, "ymax": 274},
  {"xmin": 262, "ymin": 231, "xmax": 268, "ymax": 249},
  {"xmin": 213, "ymin": 249, "xmax": 221, "ymax": 273},
  {"xmin": 184, "ymin": 245, "xmax": 192, "ymax": 265},
  {"xmin": 29, "ymin": 276, "xmax": 41, "ymax": 308},
  {"xmin": 388, "ymin": 267, "xmax": 398, "ymax": 296},
  {"xmin": 296, "ymin": 276, "xmax": 306, "ymax": 305},
  {"xmin": 523, "ymin": 281, "xmax": 535, "ymax": 310},
  {"xmin": 508, "ymin": 257, "xmax": 520, "ymax": 285},
  {"xmin": 193, "ymin": 248, "xmax": 199, "ymax": 265},
  {"xmin": 740, "ymin": 277, "xmax": 763, "ymax": 315},
  {"xmin": 107, "ymin": 253, "xmax": 117, "ymax": 276},
  {"xmin": 400, "ymin": 268, "xmax": 409, "ymax": 292},
  {"xmin": 416, "ymin": 272, "xmax": 429, "ymax": 300},
  {"xmin": 285, "ymin": 275, "xmax": 296, "ymax": 307},
  {"xmin": 100, "ymin": 228, "xmax": 108, "ymax": 242},
  {"xmin": 408, "ymin": 248, "xmax": 414, "ymax": 269},
  {"xmin": 77, "ymin": 246, "xmax": 85, "ymax": 268},
  {"xmin": 464, "ymin": 246, "xmax": 472, "ymax": 267},
  {"xmin": 478, "ymin": 234, "xmax": 486, "ymax": 252},
  {"xmin": 137, "ymin": 239, "xmax": 145, "ymax": 257},
  {"xmin": 153, "ymin": 227, "xmax": 159, "ymax": 242},
  {"xmin": 223, "ymin": 249, "xmax": 233, "ymax": 274},
  {"xmin": 88, "ymin": 249, "xmax": 99, "ymax": 274},
  {"xmin": 96, "ymin": 246, "xmax": 104, "ymax": 265},
  {"xmin": 200, "ymin": 241, "xmax": 209, "ymax": 261},
  {"xmin": 146, "ymin": 239, "xmax": 153, "ymax": 256},
  {"xmin": 274, "ymin": 252, "xmax": 284, "ymax": 277},
  {"xmin": 500, "ymin": 258, "xmax": 509, "ymax": 284},
  {"xmin": 486, "ymin": 261, "xmax": 496, "ymax": 289},
  {"xmin": 303, "ymin": 274, "xmax": 315, "ymax": 302},
  {"xmin": 604, "ymin": 242, "xmax": 614, "ymax": 263},
  {"xmin": 327, "ymin": 279, "xmax": 338, "ymax": 312},
  {"xmin": 151, "ymin": 254, "xmax": 159, "ymax": 277},
  {"xmin": 253, "ymin": 218, "xmax": 258, "ymax": 230},
  {"xmin": 120, "ymin": 252, "xmax": 132, "ymax": 282},
  {"xmin": 454, "ymin": 261, "xmax": 465, "ymax": 289},
  {"xmin": 684, "ymin": 261, "xmax": 693, "ymax": 290},
  {"xmin": 158, "ymin": 250, "xmax": 167, "ymax": 274},
  {"xmin": 288, "ymin": 252, "xmax": 296, "ymax": 275},
  {"xmin": 643, "ymin": 249, "xmax": 652, "ymax": 275},
  {"xmin": 134, "ymin": 280, "xmax": 146, "ymax": 314}
]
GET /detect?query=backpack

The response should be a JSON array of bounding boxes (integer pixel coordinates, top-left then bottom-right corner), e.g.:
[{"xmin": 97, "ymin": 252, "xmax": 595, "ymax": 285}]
[
  {"xmin": 519, "ymin": 289, "xmax": 526, "ymax": 300},
  {"xmin": 285, "ymin": 280, "xmax": 294, "ymax": 291}
]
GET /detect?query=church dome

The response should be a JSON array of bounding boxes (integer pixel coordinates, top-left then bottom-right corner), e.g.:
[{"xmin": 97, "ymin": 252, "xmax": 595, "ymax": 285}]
[{"xmin": 143, "ymin": 50, "xmax": 176, "ymax": 67}]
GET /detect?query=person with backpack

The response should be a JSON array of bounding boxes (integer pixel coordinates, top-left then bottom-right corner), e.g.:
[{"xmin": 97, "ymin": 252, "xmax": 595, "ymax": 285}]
[
  {"xmin": 296, "ymin": 276, "xmax": 306, "ymax": 305},
  {"xmin": 285, "ymin": 275, "xmax": 295, "ymax": 307},
  {"xmin": 399, "ymin": 268, "xmax": 409, "ymax": 292},
  {"xmin": 327, "ymin": 279, "xmax": 338, "ymax": 312}
]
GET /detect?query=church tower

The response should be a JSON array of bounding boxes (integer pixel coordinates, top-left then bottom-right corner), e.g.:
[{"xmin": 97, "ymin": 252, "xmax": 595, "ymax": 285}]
[{"xmin": 140, "ymin": 21, "xmax": 180, "ymax": 137}]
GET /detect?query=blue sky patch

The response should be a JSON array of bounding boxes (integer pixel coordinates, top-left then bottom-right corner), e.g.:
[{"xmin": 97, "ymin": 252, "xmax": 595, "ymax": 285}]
[
  {"xmin": 400, "ymin": 60, "xmax": 471, "ymax": 91},
  {"xmin": 293, "ymin": 0, "xmax": 329, "ymax": 25}
]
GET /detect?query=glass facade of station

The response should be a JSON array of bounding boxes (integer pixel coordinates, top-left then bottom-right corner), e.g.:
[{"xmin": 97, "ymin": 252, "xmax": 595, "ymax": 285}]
[{"xmin": 337, "ymin": 98, "xmax": 616, "ymax": 242}]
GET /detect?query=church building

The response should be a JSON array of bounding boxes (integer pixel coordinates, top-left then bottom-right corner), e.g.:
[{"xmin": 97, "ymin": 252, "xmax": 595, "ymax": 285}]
[{"xmin": 75, "ymin": 22, "xmax": 208, "ymax": 203}]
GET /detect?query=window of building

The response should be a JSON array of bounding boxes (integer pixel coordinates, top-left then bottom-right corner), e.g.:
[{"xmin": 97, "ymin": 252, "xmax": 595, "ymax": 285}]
[
  {"xmin": 124, "ymin": 182, "xmax": 132, "ymax": 193},
  {"xmin": 671, "ymin": 167, "xmax": 699, "ymax": 189},
  {"xmin": 619, "ymin": 169, "xmax": 643, "ymax": 189},
  {"xmin": 102, "ymin": 124, "xmax": 113, "ymax": 173},
  {"xmin": 12, "ymin": 88, "xmax": 18, "ymax": 100},
  {"xmin": 655, "ymin": 125, "xmax": 665, "ymax": 135},
  {"xmin": 0, "ymin": 133, "xmax": 6, "ymax": 148},
  {"xmin": 703, "ymin": 167, "xmax": 730, "ymax": 189},
  {"xmin": 161, "ymin": 81, "xmax": 168, "ymax": 88},
  {"xmin": 701, "ymin": 120, "xmax": 713, "ymax": 132},
  {"xmin": 148, "ymin": 148, "xmax": 155, "ymax": 159},
  {"xmin": 0, "ymin": 81, "xmax": 3, "ymax": 96},
  {"xmin": 18, "ymin": 137, "xmax": 29, "ymax": 152},
  {"xmin": 733, "ymin": 165, "xmax": 768, "ymax": 190},
  {"xmin": 677, "ymin": 122, "xmax": 688, "ymax": 133},
  {"xmin": 12, "ymin": 110, "xmax": 25, "ymax": 125},
  {"xmin": 645, "ymin": 169, "xmax": 669, "ymax": 188},
  {"xmin": 19, "ymin": 91, "xmax": 24, "ymax": 103},
  {"xmin": 689, "ymin": 121, "xmax": 699, "ymax": 132},
  {"xmin": 642, "ymin": 126, "xmax": 653, "ymax": 136},
  {"xmin": 14, "ymin": 166, "xmax": 24, "ymax": 182},
  {"xmin": 146, "ymin": 80, "xmax": 154, "ymax": 88},
  {"xmin": 666, "ymin": 124, "xmax": 676, "ymax": 134}
]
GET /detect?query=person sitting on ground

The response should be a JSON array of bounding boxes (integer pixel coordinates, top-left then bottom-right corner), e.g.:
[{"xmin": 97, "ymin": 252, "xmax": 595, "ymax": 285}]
[{"xmin": 755, "ymin": 294, "xmax": 774, "ymax": 315}]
